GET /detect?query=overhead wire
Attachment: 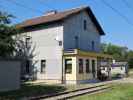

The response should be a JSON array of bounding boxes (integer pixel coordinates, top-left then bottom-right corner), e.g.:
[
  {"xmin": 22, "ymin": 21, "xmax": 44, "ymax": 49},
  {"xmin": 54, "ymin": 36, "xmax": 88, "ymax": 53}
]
[{"xmin": 100, "ymin": 0, "xmax": 133, "ymax": 27}]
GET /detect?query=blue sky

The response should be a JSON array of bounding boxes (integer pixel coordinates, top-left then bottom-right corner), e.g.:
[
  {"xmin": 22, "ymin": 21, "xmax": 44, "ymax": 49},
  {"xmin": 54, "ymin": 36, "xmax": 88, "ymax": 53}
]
[{"xmin": 0, "ymin": 0, "xmax": 133, "ymax": 50}]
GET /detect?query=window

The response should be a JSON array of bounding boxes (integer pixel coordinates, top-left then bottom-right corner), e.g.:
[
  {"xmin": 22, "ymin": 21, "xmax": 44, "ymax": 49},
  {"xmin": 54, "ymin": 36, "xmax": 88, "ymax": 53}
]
[
  {"xmin": 65, "ymin": 59, "xmax": 72, "ymax": 74},
  {"xmin": 59, "ymin": 41, "xmax": 62, "ymax": 46},
  {"xmin": 121, "ymin": 66, "xmax": 123, "ymax": 70},
  {"xmin": 74, "ymin": 36, "xmax": 79, "ymax": 48},
  {"xmin": 25, "ymin": 36, "xmax": 31, "ymax": 48},
  {"xmin": 86, "ymin": 59, "xmax": 90, "ymax": 73},
  {"xmin": 92, "ymin": 60, "xmax": 96, "ymax": 78},
  {"xmin": 41, "ymin": 60, "xmax": 46, "ymax": 73},
  {"xmin": 79, "ymin": 59, "xmax": 83, "ymax": 73},
  {"xmin": 91, "ymin": 41, "xmax": 95, "ymax": 51},
  {"xmin": 26, "ymin": 60, "xmax": 30, "ymax": 73},
  {"xmin": 92, "ymin": 60, "xmax": 96, "ymax": 73},
  {"xmin": 83, "ymin": 20, "xmax": 87, "ymax": 30}
]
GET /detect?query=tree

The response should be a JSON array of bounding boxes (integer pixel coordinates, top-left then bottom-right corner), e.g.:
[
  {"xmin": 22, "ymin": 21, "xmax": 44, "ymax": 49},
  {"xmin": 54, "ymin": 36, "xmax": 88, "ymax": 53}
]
[
  {"xmin": 127, "ymin": 50, "xmax": 133, "ymax": 69},
  {"xmin": 101, "ymin": 43, "xmax": 133, "ymax": 69},
  {"xmin": 0, "ymin": 11, "xmax": 18, "ymax": 58},
  {"xmin": 101, "ymin": 43, "xmax": 128, "ymax": 61}
]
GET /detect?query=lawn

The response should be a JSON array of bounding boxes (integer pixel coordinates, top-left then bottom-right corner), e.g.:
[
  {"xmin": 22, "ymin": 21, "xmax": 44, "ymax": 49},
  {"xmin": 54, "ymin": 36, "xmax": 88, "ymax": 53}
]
[{"xmin": 73, "ymin": 83, "xmax": 133, "ymax": 100}]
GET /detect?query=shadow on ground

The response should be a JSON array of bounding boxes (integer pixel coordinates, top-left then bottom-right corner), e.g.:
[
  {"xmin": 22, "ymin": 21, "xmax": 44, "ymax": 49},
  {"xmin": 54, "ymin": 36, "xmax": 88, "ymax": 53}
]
[{"xmin": 0, "ymin": 83, "xmax": 66, "ymax": 99}]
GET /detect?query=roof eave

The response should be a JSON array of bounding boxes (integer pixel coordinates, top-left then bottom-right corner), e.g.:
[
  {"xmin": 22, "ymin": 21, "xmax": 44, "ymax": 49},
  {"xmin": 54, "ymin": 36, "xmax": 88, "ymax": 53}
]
[{"xmin": 85, "ymin": 7, "xmax": 105, "ymax": 35}]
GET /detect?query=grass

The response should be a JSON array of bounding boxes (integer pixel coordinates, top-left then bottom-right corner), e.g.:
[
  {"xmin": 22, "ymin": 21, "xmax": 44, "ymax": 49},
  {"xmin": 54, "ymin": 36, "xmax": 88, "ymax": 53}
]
[
  {"xmin": 128, "ymin": 69, "xmax": 133, "ymax": 78},
  {"xmin": 0, "ymin": 83, "xmax": 66, "ymax": 100},
  {"xmin": 73, "ymin": 83, "xmax": 133, "ymax": 100}
]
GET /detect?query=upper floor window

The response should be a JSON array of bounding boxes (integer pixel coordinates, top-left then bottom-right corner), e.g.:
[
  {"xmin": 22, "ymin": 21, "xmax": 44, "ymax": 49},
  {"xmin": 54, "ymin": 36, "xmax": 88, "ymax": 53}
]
[
  {"xmin": 74, "ymin": 36, "xmax": 79, "ymax": 49},
  {"xmin": 91, "ymin": 41, "xmax": 95, "ymax": 51},
  {"xmin": 25, "ymin": 36, "xmax": 31, "ymax": 48},
  {"xmin": 83, "ymin": 20, "xmax": 87, "ymax": 30}
]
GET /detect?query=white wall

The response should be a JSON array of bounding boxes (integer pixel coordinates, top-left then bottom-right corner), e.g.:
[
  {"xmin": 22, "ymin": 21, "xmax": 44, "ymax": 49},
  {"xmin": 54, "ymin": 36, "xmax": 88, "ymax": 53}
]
[
  {"xmin": 24, "ymin": 24, "xmax": 64, "ymax": 80},
  {"xmin": 0, "ymin": 60, "xmax": 20, "ymax": 92}
]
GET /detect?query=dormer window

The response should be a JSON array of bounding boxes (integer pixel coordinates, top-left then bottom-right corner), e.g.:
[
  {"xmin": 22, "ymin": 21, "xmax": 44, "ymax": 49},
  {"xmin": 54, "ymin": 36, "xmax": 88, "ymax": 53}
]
[{"xmin": 83, "ymin": 20, "xmax": 87, "ymax": 30}]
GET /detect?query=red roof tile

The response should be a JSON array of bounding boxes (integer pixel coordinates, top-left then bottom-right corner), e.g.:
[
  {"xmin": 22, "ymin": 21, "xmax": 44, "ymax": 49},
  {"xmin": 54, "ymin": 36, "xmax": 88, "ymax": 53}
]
[{"xmin": 17, "ymin": 6, "xmax": 105, "ymax": 35}]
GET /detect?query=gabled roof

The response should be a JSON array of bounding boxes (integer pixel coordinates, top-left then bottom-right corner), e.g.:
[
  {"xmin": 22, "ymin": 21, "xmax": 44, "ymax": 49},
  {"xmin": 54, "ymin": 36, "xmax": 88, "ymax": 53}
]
[{"xmin": 17, "ymin": 6, "xmax": 105, "ymax": 35}]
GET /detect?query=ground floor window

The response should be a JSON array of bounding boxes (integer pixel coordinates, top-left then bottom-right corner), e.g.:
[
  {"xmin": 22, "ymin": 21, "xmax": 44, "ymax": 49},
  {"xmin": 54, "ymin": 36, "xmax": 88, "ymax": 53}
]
[
  {"xmin": 65, "ymin": 59, "xmax": 72, "ymax": 74},
  {"xmin": 92, "ymin": 60, "xmax": 96, "ymax": 72},
  {"xmin": 79, "ymin": 59, "xmax": 83, "ymax": 73},
  {"xmin": 26, "ymin": 60, "xmax": 30, "ymax": 73},
  {"xmin": 92, "ymin": 60, "xmax": 96, "ymax": 77},
  {"xmin": 41, "ymin": 60, "xmax": 46, "ymax": 73},
  {"xmin": 86, "ymin": 59, "xmax": 90, "ymax": 73}
]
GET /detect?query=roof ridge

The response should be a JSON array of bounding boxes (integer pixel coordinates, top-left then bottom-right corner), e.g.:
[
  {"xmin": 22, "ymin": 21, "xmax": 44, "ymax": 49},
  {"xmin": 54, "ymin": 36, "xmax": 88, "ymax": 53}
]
[
  {"xmin": 21, "ymin": 5, "xmax": 88, "ymax": 23},
  {"xmin": 60, "ymin": 5, "xmax": 88, "ymax": 13},
  {"xmin": 17, "ymin": 5, "xmax": 105, "ymax": 35}
]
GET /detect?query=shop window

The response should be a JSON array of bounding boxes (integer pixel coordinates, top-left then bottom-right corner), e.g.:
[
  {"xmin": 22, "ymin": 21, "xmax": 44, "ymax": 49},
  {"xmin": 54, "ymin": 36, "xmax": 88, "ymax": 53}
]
[
  {"xmin": 92, "ymin": 60, "xmax": 96, "ymax": 73},
  {"xmin": 65, "ymin": 59, "xmax": 72, "ymax": 74},
  {"xmin": 79, "ymin": 59, "xmax": 83, "ymax": 73},
  {"xmin": 92, "ymin": 60, "xmax": 96, "ymax": 78},
  {"xmin": 86, "ymin": 59, "xmax": 90, "ymax": 73}
]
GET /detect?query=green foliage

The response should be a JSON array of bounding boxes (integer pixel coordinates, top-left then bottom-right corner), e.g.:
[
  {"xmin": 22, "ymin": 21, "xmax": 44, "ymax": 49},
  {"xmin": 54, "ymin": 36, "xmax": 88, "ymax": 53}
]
[
  {"xmin": 0, "ymin": 11, "xmax": 18, "ymax": 57},
  {"xmin": 101, "ymin": 43, "xmax": 133, "ymax": 68},
  {"xmin": 127, "ymin": 51, "xmax": 133, "ymax": 68},
  {"xmin": 101, "ymin": 43, "xmax": 128, "ymax": 61}
]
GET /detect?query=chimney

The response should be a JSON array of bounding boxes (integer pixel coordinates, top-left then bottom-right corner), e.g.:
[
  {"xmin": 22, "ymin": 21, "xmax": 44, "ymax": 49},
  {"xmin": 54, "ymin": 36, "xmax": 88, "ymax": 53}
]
[{"xmin": 44, "ymin": 10, "xmax": 57, "ymax": 16}]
